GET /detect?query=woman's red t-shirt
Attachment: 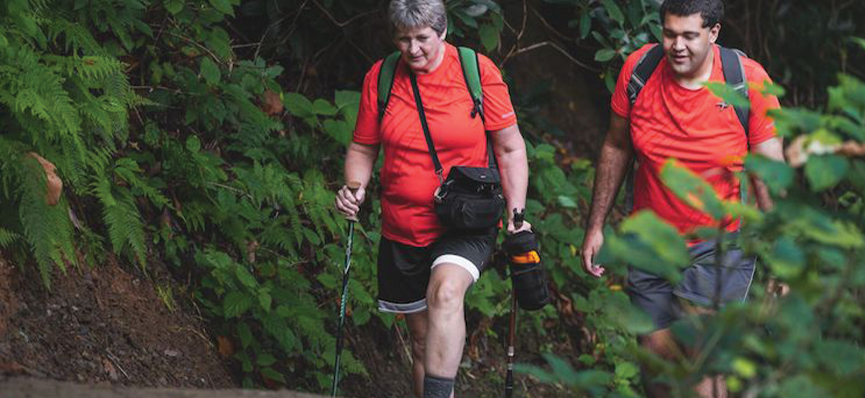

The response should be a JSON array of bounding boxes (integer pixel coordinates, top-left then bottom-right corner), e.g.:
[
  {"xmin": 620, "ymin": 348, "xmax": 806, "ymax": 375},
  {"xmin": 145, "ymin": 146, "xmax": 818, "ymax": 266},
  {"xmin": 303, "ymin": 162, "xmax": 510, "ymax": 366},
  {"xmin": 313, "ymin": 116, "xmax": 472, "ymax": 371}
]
[{"xmin": 353, "ymin": 43, "xmax": 517, "ymax": 247}]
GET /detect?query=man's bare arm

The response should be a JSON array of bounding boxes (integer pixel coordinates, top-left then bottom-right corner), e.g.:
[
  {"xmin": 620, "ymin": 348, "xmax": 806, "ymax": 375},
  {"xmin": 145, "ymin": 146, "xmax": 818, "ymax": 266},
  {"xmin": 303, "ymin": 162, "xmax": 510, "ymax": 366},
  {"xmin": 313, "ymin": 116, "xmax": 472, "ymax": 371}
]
[
  {"xmin": 749, "ymin": 136, "xmax": 785, "ymax": 211},
  {"xmin": 581, "ymin": 112, "xmax": 634, "ymax": 277}
]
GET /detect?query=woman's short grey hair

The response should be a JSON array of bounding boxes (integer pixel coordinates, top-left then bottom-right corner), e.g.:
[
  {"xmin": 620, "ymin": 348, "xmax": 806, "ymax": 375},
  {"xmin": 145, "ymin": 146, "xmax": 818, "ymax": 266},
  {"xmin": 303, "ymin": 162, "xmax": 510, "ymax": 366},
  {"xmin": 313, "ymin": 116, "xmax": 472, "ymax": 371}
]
[{"xmin": 389, "ymin": 0, "xmax": 448, "ymax": 36}]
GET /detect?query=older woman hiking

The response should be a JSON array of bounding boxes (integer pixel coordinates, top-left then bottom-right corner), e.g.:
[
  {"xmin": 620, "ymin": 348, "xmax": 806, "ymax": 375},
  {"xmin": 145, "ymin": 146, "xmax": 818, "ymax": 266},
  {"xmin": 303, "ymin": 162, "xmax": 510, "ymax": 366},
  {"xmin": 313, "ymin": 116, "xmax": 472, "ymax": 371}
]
[{"xmin": 334, "ymin": 1, "xmax": 530, "ymax": 397}]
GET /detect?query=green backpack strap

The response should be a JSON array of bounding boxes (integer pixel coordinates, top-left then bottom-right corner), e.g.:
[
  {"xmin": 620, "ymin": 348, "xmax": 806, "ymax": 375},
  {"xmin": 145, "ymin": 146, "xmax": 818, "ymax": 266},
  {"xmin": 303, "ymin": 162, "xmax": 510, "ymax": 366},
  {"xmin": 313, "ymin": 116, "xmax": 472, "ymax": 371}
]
[
  {"xmin": 457, "ymin": 46, "xmax": 484, "ymax": 122},
  {"xmin": 377, "ymin": 51, "xmax": 401, "ymax": 121}
]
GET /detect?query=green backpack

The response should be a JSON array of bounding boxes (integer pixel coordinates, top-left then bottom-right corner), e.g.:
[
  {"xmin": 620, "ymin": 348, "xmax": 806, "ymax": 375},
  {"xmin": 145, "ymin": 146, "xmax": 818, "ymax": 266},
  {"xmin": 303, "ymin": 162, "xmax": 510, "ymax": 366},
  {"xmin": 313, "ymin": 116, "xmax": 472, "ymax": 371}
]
[{"xmin": 376, "ymin": 46, "xmax": 486, "ymax": 122}]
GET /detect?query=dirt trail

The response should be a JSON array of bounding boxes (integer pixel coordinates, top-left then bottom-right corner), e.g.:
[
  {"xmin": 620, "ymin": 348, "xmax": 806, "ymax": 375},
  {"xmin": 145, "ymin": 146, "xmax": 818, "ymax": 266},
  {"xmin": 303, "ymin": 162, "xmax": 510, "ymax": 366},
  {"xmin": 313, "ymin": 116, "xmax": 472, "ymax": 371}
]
[{"xmin": 0, "ymin": 377, "xmax": 324, "ymax": 398}]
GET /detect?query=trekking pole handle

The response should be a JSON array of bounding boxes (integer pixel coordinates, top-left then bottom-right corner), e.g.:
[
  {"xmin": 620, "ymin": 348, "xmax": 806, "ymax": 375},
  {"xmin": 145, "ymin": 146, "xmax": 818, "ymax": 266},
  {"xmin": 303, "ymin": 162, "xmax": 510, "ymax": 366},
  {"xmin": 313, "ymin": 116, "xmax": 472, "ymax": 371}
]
[
  {"xmin": 512, "ymin": 208, "xmax": 525, "ymax": 230},
  {"xmin": 346, "ymin": 181, "xmax": 361, "ymax": 222}
]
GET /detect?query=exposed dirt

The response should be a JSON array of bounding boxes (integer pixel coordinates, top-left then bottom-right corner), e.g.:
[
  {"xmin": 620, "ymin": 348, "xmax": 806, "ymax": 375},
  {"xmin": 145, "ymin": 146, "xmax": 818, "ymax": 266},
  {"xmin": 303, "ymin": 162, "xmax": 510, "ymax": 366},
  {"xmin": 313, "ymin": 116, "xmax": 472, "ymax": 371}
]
[
  {"xmin": 0, "ymin": 377, "xmax": 322, "ymax": 398},
  {"xmin": 0, "ymin": 251, "xmax": 575, "ymax": 398},
  {"xmin": 0, "ymin": 255, "xmax": 233, "ymax": 389}
]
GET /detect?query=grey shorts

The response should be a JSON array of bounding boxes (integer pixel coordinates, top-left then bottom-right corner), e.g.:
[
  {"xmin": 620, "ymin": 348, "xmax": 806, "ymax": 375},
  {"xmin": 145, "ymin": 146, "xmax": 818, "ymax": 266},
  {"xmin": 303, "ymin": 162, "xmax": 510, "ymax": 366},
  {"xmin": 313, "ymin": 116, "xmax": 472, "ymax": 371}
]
[
  {"xmin": 376, "ymin": 227, "xmax": 497, "ymax": 314},
  {"xmin": 626, "ymin": 237, "xmax": 757, "ymax": 331}
]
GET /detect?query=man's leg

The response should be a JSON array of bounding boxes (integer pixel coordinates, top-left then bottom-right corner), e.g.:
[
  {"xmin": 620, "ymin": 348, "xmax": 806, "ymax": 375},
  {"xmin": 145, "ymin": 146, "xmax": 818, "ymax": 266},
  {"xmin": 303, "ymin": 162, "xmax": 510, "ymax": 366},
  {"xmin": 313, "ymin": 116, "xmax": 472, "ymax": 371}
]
[
  {"xmin": 406, "ymin": 311, "xmax": 429, "ymax": 398},
  {"xmin": 639, "ymin": 328, "xmax": 682, "ymax": 398},
  {"xmin": 423, "ymin": 263, "xmax": 474, "ymax": 398},
  {"xmin": 679, "ymin": 300, "xmax": 727, "ymax": 398}
]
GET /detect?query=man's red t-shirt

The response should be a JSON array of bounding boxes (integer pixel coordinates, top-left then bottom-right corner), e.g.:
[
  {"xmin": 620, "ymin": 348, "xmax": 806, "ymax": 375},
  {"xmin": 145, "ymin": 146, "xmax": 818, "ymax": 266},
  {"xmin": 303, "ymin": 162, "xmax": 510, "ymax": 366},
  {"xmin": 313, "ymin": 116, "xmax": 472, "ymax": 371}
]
[
  {"xmin": 611, "ymin": 44, "xmax": 781, "ymax": 234},
  {"xmin": 353, "ymin": 43, "xmax": 518, "ymax": 247}
]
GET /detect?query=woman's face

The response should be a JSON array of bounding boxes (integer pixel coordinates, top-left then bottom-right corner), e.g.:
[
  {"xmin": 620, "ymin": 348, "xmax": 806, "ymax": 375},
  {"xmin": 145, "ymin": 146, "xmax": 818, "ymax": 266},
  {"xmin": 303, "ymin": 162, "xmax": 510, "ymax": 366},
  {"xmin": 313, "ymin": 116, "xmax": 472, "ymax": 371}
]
[{"xmin": 394, "ymin": 25, "xmax": 446, "ymax": 74}]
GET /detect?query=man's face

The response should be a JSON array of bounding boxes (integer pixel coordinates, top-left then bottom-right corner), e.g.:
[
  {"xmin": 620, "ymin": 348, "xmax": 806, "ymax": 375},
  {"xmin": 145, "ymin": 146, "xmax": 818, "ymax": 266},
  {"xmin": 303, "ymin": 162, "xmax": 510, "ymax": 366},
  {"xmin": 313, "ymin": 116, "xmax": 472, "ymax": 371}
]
[
  {"xmin": 394, "ymin": 25, "xmax": 446, "ymax": 73},
  {"xmin": 662, "ymin": 13, "xmax": 720, "ymax": 77}
]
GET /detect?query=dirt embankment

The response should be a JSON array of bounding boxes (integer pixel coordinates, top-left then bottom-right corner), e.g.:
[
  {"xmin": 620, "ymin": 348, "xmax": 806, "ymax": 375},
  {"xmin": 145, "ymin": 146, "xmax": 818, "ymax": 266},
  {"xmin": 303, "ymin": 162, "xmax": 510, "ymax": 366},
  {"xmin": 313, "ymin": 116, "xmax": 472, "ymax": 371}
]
[
  {"xmin": 0, "ymin": 377, "xmax": 323, "ymax": 398},
  {"xmin": 0, "ymin": 255, "xmax": 233, "ymax": 388}
]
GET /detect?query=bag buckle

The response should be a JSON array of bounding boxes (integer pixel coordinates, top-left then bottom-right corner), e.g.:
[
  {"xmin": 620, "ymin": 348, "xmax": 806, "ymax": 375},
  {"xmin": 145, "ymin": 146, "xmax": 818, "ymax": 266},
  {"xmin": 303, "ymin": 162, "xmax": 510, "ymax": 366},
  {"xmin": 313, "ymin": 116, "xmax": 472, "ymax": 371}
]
[{"xmin": 434, "ymin": 180, "xmax": 451, "ymax": 203}]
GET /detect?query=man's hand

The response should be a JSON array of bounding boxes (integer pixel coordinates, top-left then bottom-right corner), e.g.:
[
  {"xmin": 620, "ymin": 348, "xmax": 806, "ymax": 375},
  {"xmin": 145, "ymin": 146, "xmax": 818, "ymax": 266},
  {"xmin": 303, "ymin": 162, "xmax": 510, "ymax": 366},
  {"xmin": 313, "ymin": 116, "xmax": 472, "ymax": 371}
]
[
  {"xmin": 581, "ymin": 228, "xmax": 605, "ymax": 278},
  {"xmin": 334, "ymin": 184, "xmax": 366, "ymax": 219}
]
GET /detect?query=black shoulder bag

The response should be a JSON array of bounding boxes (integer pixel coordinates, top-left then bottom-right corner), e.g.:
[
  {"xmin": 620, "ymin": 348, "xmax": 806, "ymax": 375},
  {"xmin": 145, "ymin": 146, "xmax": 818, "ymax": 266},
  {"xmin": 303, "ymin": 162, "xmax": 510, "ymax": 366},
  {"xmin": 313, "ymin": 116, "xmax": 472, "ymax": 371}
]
[{"xmin": 408, "ymin": 72, "xmax": 505, "ymax": 231}]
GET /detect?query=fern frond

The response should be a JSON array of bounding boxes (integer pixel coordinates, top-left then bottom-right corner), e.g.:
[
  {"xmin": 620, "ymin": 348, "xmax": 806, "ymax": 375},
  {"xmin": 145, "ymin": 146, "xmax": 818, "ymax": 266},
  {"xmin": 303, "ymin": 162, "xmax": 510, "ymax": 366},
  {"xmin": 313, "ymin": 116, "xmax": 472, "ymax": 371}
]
[
  {"xmin": 46, "ymin": 19, "xmax": 104, "ymax": 54},
  {"xmin": 0, "ymin": 228, "xmax": 21, "ymax": 248},
  {"xmin": 18, "ymin": 157, "xmax": 76, "ymax": 289},
  {"xmin": 101, "ymin": 186, "xmax": 148, "ymax": 271}
]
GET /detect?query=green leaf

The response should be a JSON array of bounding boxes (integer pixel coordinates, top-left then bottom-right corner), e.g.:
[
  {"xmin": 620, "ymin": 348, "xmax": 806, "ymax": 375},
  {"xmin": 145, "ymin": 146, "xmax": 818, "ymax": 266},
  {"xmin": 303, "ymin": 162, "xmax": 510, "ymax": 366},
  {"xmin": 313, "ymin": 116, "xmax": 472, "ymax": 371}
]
[
  {"xmin": 284, "ymin": 93, "xmax": 314, "ymax": 118},
  {"xmin": 602, "ymin": 0, "xmax": 625, "ymax": 25},
  {"xmin": 760, "ymin": 81, "xmax": 786, "ymax": 97},
  {"xmin": 745, "ymin": 154, "xmax": 793, "ymax": 194},
  {"xmin": 615, "ymin": 361, "xmax": 639, "ymax": 379},
  {"xmin": 235, "ymin": 265, "xmax": 257, "ymax": 289},
  {"xmin": 805, "ymin": 155, "xmax": 849, "ymax": 191},
  {"xmin": 312, "ymin": 99, "xmax": 337, "ymax": 116},
  {"xmin": 479, "ymin": 23, "xmax": 499, "ymax": 52},
  {"xmin": 732, "ymin": 357, "xmax": 757, "ymax": 378},
  {"xmin": 579, "ymin": 11, "xmax": 591, "ymax": 39},
  {"xmin": 257, "ymin": 353, "xmax": 278, "ymax": 367},
  {"xmin": 544, "ymin": 352, "xmax": 579, "ymax": 381},
  {"xmin": 223, "ymin": 291, "xmax": 253, "ymax": 318},
  {"xmin": 317, "ymin": 273, "xmax": 338, "ymax": 289},
  {"xmin": 595, "ymin": 49, "xmax": 617, "ymax": 62},
  {"xmin": 186, "ymin": 135, "xmax": 201, "ymax": 153},
  {"xmin": 260, "ymin": 367, "xmax": 285, "ymax": 383},
  {"xmin": 599, "ymin": 212, "xmax": 690, "ymax": 283},
  {"xmin": 766, "ymin": 237, "xmax": 805, "ymax": 278},
  {"xmin": 258, "ymin": 291, "xmax": 272, "ymax": 311},
  {"xmin": 323, "ymin": 120, "xmax": 351, "ymax": 146},
  {"xmin": 660, "ymin": 159, "xmax": 726, "ymax": 220},
  {"xmin": 237, "ymin": 323, "xmax": 253, "ymax": 349},
  {"xmin": 557, "ymin": 195, "xmax": 578, "ymax": 208},
  {"xmin": 705, "ymin": 82, "xmax": 751, "ymax": 108},
  {"xmin": 334, "ymin": 90, "xmax": 361, "ymax": 110},
  {"xmin": 850, "ymin": 37, "xmax": 865, "ymax": 52},
  {"xmin": 164, "ymin": 0, "xmax": 184, "ymax": 14},
  {"xmin": 200, "ymin": 57, "xmax": 221, "ymax": 86},
  {"xmin": 206, "ymin": 28, "xmax": 232, "ymax": 60},
  {"xmin": 208, "ymin": 0, "xmax": 234, "ymax": 16}
]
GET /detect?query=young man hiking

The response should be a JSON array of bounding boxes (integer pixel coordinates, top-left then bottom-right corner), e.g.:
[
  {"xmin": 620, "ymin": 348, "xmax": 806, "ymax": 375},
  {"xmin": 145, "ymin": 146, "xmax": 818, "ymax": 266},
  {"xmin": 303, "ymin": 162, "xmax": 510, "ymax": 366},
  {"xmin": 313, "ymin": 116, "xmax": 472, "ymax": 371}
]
[{"xmin": 580, "ymin": 0, "xmax": 785, "ymax": 396}]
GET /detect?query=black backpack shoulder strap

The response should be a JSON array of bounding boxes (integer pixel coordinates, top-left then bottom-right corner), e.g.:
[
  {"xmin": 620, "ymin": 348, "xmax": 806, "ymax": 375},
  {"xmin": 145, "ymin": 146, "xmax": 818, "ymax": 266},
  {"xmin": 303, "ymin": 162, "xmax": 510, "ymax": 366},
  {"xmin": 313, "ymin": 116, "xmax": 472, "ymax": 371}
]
[
  {"xmin": 627, "ymin": 44, "xmax": 665, "ymax": 106},
  {"xmin": 377, "ymin": 51, "xmax": 401, "ymax": 121},
  {"xmin": 719, "ymin": 45, "xmax": 750, "ymax": 139},
  {"xmin": 623, "ymin": 44, "xmax": 662, "ymax": 214}
]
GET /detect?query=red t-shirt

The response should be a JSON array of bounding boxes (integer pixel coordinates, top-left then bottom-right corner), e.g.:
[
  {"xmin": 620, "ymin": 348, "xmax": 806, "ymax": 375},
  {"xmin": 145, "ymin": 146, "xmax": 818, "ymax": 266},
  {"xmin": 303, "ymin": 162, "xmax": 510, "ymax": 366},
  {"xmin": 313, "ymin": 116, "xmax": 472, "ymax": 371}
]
[
  {"xmin": 353, "ymin": 43, "xmax": 517, "ymax": 247},
  {"xmin": 611, "ymin": 44, "xmax": 780, "ymax": 234}
]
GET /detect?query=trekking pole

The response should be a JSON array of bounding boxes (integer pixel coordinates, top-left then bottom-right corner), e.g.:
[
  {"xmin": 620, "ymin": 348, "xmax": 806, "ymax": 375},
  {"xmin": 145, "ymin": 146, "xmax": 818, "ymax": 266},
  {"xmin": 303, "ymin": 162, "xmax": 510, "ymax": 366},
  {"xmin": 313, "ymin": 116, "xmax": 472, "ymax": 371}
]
[
  {"xmin": 505, "ymin": 286, "xmax": 517, "ymax": 398},
  {"xmin": 505, "ymin": 209, "xmax": 525, "ymax": 398},
  {"xmin": 332, "ymin": 181, "xmax": 361, "ymax": 397}
]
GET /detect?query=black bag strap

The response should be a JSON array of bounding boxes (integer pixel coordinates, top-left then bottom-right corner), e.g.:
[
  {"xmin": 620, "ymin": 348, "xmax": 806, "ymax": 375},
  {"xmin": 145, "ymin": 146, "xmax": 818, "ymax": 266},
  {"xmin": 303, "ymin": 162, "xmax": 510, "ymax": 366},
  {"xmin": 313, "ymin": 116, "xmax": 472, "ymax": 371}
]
[
  {"xmin": 406, "ymin": 59, "xmax": 498, "ymax": 183},
  {"xmin": 408, "ymin": 72, "xmax": 445, "ymax": 181}
]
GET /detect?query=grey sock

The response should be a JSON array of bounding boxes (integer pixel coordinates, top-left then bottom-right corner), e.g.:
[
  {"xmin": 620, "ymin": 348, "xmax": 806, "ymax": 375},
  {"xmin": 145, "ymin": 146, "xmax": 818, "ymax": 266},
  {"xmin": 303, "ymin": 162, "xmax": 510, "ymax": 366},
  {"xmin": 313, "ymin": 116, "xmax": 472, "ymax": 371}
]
[{"xmin": 423, "ymin": 374, "xmax": 455, "ymax": 398}]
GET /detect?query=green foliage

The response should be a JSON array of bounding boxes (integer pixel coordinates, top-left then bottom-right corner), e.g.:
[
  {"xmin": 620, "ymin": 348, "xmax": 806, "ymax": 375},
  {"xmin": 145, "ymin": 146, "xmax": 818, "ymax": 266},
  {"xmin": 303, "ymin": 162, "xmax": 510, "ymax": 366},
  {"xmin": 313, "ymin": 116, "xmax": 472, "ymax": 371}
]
[
  {"xmin": 545, "ymin": 0, "xmax": 661, "ymax": 91},
  {"xmin": 529, "ymin": 52, "xmax": 865, "ymax": 398}
]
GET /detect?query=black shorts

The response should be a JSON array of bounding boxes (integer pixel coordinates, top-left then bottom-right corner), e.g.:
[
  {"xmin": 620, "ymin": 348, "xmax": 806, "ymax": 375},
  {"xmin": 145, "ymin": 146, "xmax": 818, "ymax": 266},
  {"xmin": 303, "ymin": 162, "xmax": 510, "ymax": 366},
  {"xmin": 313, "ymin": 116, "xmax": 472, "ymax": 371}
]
[
  {"xmin": 626, "ymin": 236, "xmax": 757, "ymax": 331},
  {"xmin": 376, "ymin": 228, "xmax": 498, "ymax": 314}
]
